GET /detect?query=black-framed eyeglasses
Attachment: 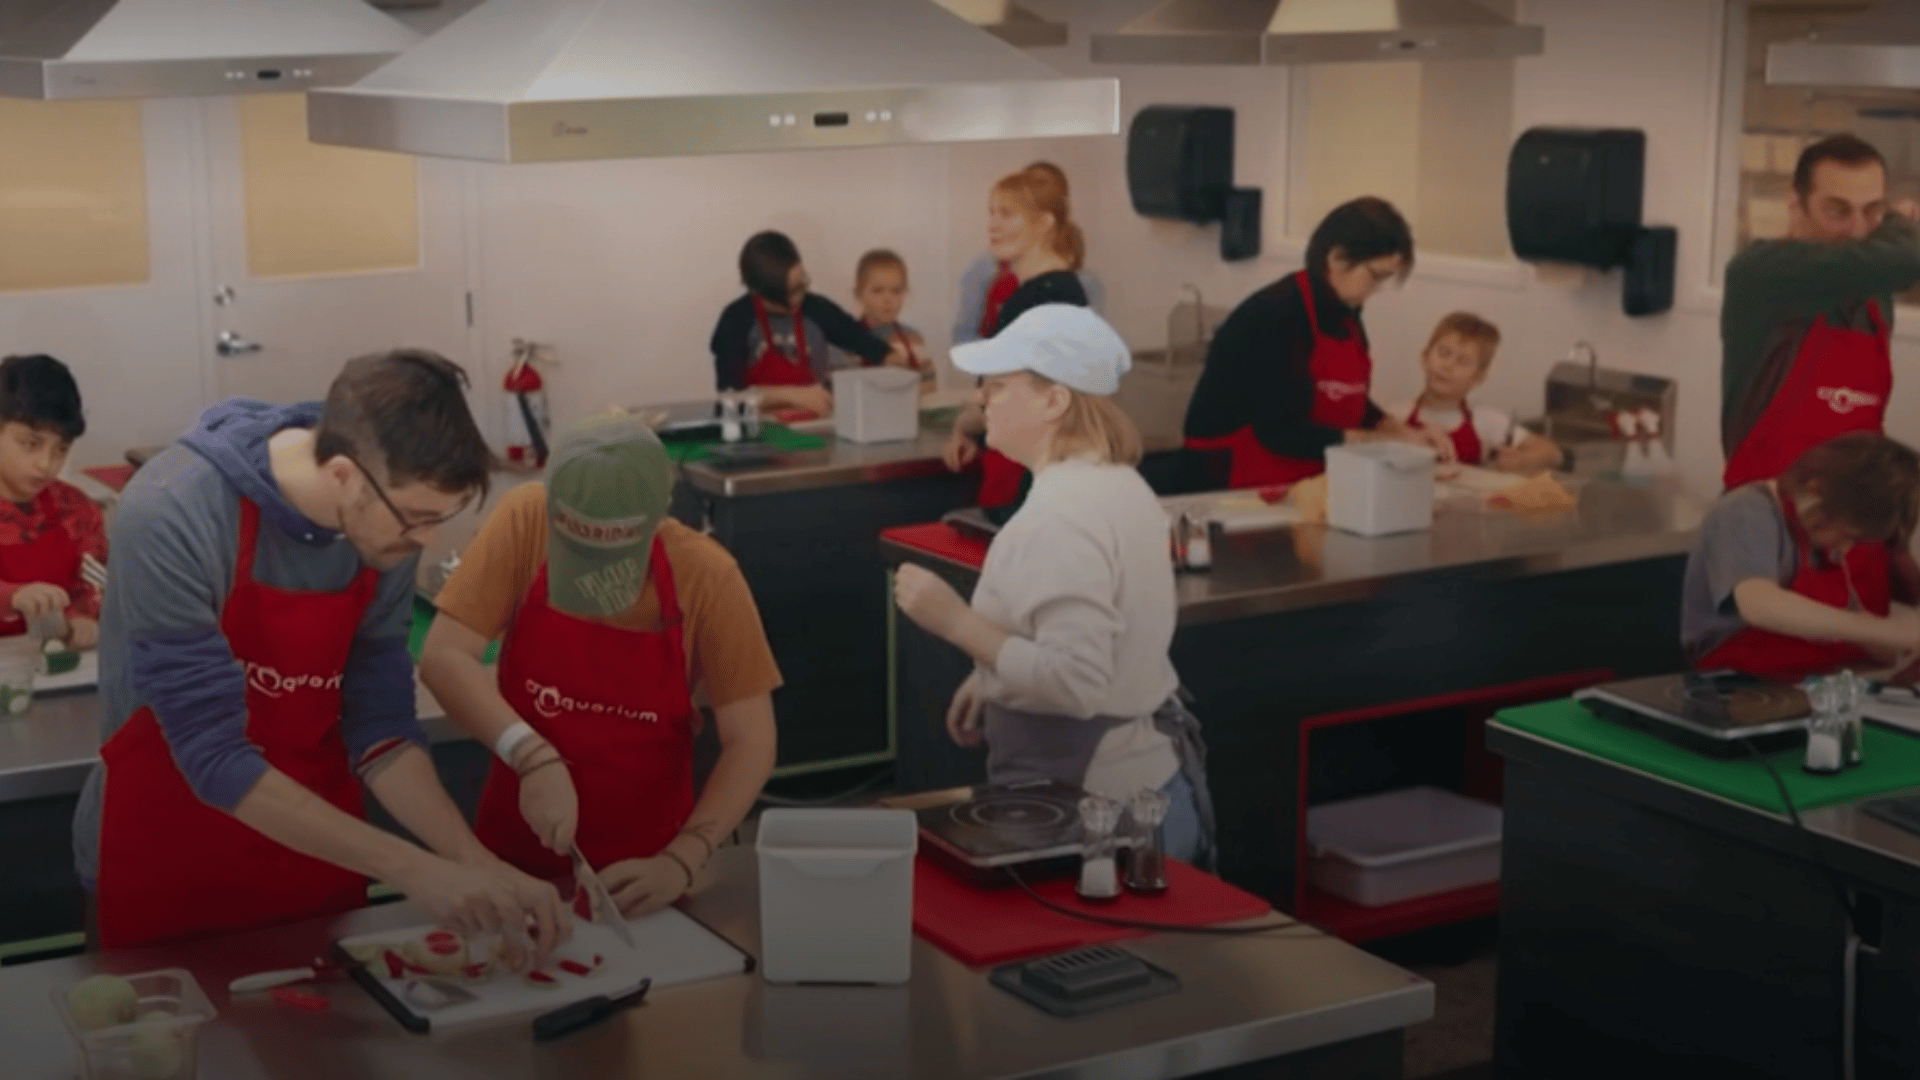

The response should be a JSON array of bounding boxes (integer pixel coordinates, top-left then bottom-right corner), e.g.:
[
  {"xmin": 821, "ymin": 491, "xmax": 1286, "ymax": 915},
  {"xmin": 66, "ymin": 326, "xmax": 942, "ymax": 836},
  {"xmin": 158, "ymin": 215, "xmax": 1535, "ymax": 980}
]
[{"xmin": 346, "ymin": 455, "xmax": 468, "ymax": 539}]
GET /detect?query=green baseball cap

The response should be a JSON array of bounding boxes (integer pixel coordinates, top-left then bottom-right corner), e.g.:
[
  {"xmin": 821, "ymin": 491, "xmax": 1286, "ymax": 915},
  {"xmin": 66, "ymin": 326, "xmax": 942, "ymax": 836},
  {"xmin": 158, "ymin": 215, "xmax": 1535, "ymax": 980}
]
[{"xmin": 545, "ymin": 412, "xmax": 674, "ymax": 617}]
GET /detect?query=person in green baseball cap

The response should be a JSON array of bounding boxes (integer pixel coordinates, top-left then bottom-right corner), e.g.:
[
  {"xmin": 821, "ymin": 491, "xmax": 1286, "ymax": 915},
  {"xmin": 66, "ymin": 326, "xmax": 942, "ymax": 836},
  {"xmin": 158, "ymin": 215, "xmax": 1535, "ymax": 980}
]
[{"xmin": 422, "ymin": 411, "xmax": 781, "ymax": 917}]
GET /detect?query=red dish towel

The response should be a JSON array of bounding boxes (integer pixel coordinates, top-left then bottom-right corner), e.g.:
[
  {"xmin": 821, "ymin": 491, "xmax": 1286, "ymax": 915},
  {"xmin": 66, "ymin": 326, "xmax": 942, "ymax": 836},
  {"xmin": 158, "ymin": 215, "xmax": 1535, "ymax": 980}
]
[
  {"xmin": 82, "ymin": 465, "xmax": 137, "ymax": 493},
  {"xmin": 911, "ymin": 853, "xmax": 1273, "ymax": 968},
  {"xmin": 881, "ymin": 524, "xmax": 988, "ymax": 570}
]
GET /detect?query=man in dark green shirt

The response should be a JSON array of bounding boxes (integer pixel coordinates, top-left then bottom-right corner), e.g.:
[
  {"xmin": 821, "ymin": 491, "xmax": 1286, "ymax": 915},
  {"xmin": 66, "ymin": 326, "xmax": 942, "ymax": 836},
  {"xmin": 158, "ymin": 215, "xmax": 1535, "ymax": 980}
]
[{"xmin": 1721, "ymin": 133, "xmax": 1920, "ymax": 489}]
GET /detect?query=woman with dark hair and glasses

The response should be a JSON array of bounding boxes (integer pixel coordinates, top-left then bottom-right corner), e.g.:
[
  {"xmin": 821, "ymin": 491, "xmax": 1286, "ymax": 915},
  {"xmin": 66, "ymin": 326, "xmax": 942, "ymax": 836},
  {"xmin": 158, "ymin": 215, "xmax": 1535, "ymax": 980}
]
[{"xmin": 1182, "ymin": 197, "xmax": 1453, "ymax": 491}]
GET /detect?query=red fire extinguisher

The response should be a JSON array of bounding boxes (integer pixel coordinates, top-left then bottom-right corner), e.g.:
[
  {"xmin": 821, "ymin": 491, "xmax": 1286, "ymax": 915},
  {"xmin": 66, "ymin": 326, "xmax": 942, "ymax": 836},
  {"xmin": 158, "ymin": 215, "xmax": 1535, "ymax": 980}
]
[{"xmin": 503, "ymin": 338, "xmax": 552, "ymax": 467}]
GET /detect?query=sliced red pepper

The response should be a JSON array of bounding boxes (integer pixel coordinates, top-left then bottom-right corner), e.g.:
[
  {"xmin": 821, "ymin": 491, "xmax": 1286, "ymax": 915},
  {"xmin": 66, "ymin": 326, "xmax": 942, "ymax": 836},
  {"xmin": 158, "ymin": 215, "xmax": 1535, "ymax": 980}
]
[
  {"xmin": 556, "ymin": 959, "xmax": 592, "ymax": 977},
  {"xmin": 524, "ymin": 970, "xmax": 559, "ymax": 988},
  {"xmin": 424, "ymin": 931, "xmax": 461, "ymax": 955},
  {"xmin": 272, "ymin": 987, "xmax": 332, "ymax": 1014},
  {"xmin": 382, "ymin": 950, "xmax": 406, "ymax": 979},
  {"xmin": 460, "ymin": 962, "xmax": 490, "ymax": 980}
]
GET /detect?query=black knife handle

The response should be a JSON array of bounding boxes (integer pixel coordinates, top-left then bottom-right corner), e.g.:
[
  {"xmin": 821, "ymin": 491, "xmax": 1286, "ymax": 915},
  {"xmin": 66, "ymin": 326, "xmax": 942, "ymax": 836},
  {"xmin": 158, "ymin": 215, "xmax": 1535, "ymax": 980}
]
[
  {"xmin": 533, "ymin": 995, "xmax": 612, "ymax": 1042},
  {"xmin": 531, "ymin": 979, "xmax": 649, "ymax": 1043}
]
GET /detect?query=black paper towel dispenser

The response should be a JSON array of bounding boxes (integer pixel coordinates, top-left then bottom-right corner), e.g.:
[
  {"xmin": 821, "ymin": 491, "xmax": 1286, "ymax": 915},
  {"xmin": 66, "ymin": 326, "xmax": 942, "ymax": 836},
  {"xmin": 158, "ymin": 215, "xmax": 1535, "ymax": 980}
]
[
  {"xmin": 1128, "ymin": 106, "xmax": 1235, "ymax": 223},
  {"xmin": 1506, "ymin": 127, "xmax": 1645, "ymax": 269}
]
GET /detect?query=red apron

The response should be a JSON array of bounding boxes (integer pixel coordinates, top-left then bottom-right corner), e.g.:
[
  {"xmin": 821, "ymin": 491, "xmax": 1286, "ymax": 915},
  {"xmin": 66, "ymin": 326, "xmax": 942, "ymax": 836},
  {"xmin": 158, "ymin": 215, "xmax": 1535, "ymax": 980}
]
[
  {"xmin": 980, "ymin": 261, "xmax": 1019, "ymax": 339},
  {"xmin": 1697, "ymin": 485, "xmax": 1892, "ymax": 683},
  {"xmin": 95, "ymin": 498, "xmax": 376, "ymax": 949},
  {"xmin": 1408, "ymin": 399, "xmax": 1486, "ymax": 467},
  {"xmin": 744, "ymin": 296, "xmax": 817, "ymax": 388},
  {"xmin": 0, "ymin": 486, "xmax": 80, "ymax": 638},
  {"xmin": 1722, "ymin": 301, "xmax": 1890, "ymax": 489},
  {"xmin": 474, "ymin": 535, "xmax": 698, "ymax": 880},
  {"xmin": 861, "ymin": 319, "xmax": 921, "ymax": 371},
  {"xmin": 1185, "ymin": 272, "xmax": 1373, "ymax": 489}
]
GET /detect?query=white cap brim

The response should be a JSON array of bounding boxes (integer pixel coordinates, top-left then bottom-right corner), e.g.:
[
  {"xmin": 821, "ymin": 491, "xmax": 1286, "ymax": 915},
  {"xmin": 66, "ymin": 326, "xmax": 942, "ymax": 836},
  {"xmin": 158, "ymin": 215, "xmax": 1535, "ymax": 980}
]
[{"xmin": 949, "ymin": 304, "xmax": 1130, "ymax": 397}]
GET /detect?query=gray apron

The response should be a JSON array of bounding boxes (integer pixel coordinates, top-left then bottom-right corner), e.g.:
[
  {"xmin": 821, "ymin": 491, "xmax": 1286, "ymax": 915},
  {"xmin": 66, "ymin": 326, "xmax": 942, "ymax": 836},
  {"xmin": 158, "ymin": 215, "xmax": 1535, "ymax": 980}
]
[{"xmin": 982, "ymin": 687, "xmax": 1218, "ymax": 871}]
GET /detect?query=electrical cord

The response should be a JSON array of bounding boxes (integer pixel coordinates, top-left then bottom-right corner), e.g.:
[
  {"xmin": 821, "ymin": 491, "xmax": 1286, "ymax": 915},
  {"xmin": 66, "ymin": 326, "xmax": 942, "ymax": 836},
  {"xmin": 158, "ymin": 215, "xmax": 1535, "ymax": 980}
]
[
  {"xmin": 1004, "ymin": 867, "xmax": 1324, "ymax": 939},
  {"xmin": 1738, "ymin": 738, "xmax": 1863, "ymax": 1080}
]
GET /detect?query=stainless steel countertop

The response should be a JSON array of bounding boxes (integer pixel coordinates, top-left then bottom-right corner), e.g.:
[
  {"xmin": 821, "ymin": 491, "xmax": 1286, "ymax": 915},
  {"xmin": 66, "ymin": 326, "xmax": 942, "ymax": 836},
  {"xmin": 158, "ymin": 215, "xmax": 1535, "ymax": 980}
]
[
  {"xmin": 889, "ymin": 477, "xmax": 1706, "ymax": 627},
  {"xmin": 0, "ymin": 846, "xmax": 1432, "ymax": 1080},
  {"xmin": 673, "ymin": 412, "xmax": 1183, "ymax": 499}
]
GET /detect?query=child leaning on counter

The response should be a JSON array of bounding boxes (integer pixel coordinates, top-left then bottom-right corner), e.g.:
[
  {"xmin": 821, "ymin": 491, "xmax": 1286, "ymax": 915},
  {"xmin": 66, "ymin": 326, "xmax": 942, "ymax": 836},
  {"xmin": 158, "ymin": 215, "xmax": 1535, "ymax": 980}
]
[
  {"xmin": 1382, "ymin": 312, "xmax": 1564, "ymax": 474},
  {"xmin": 1682, "ymin": 431, "xmax": 1920, "ymax": 685},
  {"xmin": 0, "ymin": 354, "xmax": 105, "ymax": 650},
  {"xmin": 836, "ymin": 248, "xmax": 935, "ymax": 388}
]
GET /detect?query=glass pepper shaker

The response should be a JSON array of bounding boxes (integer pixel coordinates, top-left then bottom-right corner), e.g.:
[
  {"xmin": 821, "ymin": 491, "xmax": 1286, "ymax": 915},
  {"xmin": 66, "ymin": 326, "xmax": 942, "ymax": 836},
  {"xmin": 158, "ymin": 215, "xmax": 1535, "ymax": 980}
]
[
  {"xmin": 1123, "ymin": 788, "xmax": 1169, "ymax": 895},
  {"xmin": 1837, "ymin": 669, "xmax": 1864, "ymax": 767},
  {"xmin": 1076, "ymin": 796, "xmax": 1123, "ymax": 903}
]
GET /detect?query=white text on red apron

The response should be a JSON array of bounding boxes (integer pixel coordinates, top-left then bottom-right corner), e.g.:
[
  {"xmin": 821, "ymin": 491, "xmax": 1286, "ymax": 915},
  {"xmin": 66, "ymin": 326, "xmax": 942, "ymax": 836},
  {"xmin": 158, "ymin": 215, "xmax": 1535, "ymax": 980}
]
[
  {"xmin": 245, "ymin": 663, "xmax": 344, "ymax": 698},
  {"xmin": 525, "ymin": 679, "xmax": 660, "ymax": 723}
]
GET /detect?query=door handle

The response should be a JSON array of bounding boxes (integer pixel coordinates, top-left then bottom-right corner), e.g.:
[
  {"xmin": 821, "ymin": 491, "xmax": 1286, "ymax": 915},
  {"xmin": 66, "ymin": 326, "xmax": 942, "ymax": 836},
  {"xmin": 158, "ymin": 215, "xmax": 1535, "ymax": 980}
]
[{"xmin": 216, "ymin": 331, "xmax": 263, "ymax": 357}]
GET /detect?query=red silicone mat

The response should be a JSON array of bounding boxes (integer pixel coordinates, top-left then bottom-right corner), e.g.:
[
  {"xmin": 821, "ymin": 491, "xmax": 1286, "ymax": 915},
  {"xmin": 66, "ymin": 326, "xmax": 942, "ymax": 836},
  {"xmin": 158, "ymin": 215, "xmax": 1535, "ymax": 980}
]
[
  {"xmin": 911, "ymin": 853, "xmax": 1272, "ymax": 968},
  {"xmin": 881, "ymin": 524, "xmax": 988, "ymax": 570}
]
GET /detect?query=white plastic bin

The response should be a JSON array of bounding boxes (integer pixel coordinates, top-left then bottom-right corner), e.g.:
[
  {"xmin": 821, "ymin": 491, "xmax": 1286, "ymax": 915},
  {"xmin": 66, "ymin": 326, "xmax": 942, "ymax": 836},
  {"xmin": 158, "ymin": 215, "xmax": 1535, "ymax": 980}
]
[
  {"xmin": 1306, "ymin": 786, "xmax": 1502, "ymax": 907},
  {"xmin": 54, "ymin": 968, "xmax": 216, "ymax": 1080},
  {"xmin": 832, "ymin": 367, "xmax": 921, "ymax": 444},
  {"xmin": 1326, "ymin": 442, "xmax": 1436, "ymax": 537},
  {"xmin": 757, "ymin": 809, "xmax": 918, "ymax": 984}
]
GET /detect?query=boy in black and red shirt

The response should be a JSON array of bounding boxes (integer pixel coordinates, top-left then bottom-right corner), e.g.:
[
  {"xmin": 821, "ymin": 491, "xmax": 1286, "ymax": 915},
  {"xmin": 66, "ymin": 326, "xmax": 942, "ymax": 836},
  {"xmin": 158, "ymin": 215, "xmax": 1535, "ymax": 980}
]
[{"xmin": 0, "ymin": 354, "xmax": 104, "ymax": 650}]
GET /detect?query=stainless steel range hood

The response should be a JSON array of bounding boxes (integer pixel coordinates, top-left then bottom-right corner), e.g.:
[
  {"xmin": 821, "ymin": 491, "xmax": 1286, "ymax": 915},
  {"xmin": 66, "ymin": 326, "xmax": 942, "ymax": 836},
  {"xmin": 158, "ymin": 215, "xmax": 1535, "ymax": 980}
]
[
  {"xmin": 0, "ymin": 0, "xmax": 421, "ymax": 101},
  {"xmin": 307, "ymin": 0, "xmax": 1117, "ymax": 164},
  {"xmin": 1765, "ymin": 0, "xmax": 1920, "ymax": 91},
  {"xmin": 1090, "ymin": 0, "xmax": 1544, "ymax": 66},
  {"xmin": 935, "ymin": 0, "xmax": 1069, "ymax": 49}
]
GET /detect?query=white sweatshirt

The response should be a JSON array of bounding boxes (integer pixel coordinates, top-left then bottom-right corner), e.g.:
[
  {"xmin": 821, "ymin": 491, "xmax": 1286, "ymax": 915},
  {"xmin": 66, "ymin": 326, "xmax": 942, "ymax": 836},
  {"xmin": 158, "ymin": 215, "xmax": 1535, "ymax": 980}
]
[{"xmin": 972, "ymin": 456, "xmax": 1181, "ymax": 799}]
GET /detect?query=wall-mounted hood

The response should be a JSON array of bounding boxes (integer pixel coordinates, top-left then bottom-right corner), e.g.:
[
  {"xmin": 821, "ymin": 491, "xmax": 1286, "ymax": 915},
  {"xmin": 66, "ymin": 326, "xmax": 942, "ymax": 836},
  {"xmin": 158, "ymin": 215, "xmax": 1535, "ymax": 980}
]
[
  {"xmin": 1765, "ymin": 0, "xmax": 1920, "ymax": 91},
  {"xmin": 306, "ymin": 0, "xmax": 1117, "ymax": 164},
  {"xmin": 1090, "ymin": 0, "xmax": 1544, "ymax": 66},
  {"xmin": 0, "ymin": 0, "xmax": 421, "ymax": 101},
  {"xmin": 934, "ymin": 0, "xmax": 1069, "ymax": 49}
]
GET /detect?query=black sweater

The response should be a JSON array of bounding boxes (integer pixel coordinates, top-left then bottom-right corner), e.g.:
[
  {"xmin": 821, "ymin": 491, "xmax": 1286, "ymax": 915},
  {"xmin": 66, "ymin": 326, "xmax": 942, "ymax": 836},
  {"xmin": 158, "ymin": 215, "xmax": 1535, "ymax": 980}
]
[
  {"xmin": 994, "ymin": 271, "xmax": 1090, "ymax": 335},
  {"xmin": 1182, "ymin": 272, "xmax": 1384, "ymax": 460},
  {"xmin": 710, "ymin": 293, "xmax": 890, "ymax": 391}
]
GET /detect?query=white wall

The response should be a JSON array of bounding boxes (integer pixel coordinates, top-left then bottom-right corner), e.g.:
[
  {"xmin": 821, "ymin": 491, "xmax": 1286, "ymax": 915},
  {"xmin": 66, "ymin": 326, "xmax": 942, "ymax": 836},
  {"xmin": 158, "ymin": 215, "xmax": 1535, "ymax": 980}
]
[{"xmin": 462, "ymin": 0, "xmax": 1920, "ymax": 502}]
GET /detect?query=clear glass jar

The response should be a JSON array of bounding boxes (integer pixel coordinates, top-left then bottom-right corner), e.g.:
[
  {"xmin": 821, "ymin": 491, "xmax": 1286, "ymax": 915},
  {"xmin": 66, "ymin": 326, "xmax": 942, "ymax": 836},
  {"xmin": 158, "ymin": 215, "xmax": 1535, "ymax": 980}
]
[
  {"xmin": 1124, "ymin": 788, "xmax": 1170, "ymax": 894},
  {"xmin": 1076, "ymin": 796, "xmax": 1123, "ymax": 903}
]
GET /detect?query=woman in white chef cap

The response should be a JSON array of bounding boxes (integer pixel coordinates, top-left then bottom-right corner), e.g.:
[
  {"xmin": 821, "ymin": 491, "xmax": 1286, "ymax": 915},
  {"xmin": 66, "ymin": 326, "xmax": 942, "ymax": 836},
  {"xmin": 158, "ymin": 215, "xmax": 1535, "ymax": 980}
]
[{"xmin": 893, "ymin": 304, "xmax": 1214, "ymax": 867}]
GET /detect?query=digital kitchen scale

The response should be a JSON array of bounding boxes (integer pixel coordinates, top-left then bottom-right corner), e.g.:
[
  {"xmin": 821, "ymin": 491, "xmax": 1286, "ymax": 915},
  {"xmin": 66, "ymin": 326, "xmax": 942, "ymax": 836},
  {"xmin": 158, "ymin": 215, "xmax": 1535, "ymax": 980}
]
[
  {"xmin": 1574, "ymin": 671, "xmax": 1810, "ymax": 759},
  {"xmin": 916, "ymin": 780, "xmax": 1127, "ymax": 888}
]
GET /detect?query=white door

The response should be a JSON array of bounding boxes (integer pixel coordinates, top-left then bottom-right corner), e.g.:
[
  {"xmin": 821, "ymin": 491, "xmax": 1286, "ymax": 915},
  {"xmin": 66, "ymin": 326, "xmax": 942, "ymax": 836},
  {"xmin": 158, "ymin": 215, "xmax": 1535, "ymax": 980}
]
[
  {"xmin": 0, "ymin": 98, "xmax": 209, "ymax": 468},
  {"xmin": 195, "ymin": 93, "xmax": 476, "ymax": 408}
]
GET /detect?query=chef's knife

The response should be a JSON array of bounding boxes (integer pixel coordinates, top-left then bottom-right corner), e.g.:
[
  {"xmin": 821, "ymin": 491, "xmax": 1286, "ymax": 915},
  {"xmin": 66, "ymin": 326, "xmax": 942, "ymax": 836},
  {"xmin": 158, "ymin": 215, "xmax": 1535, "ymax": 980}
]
[
  {"xmin": 532, "ymin": 978, "xmax": 650, "ymax": 1043},
  {"xmin": 571, "ymin": 845, "xmax": 636, "ymax": 950}
]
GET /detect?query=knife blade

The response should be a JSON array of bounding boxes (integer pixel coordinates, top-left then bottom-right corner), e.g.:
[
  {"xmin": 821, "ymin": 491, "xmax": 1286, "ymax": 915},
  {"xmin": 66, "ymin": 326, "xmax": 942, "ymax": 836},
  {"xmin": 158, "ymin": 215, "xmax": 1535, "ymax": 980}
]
[{"xmin": 571, "ymin": 845, "xmax": 636, "ymax": 950}]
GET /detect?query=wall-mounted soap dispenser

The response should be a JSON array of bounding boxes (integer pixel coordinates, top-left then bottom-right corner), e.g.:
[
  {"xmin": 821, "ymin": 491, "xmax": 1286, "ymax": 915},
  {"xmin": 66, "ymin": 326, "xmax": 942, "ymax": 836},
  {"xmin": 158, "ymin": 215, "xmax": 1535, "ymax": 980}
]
[{"xmin": 1127, "ymin": 105, "xmax": 1262, "ymax": 263}]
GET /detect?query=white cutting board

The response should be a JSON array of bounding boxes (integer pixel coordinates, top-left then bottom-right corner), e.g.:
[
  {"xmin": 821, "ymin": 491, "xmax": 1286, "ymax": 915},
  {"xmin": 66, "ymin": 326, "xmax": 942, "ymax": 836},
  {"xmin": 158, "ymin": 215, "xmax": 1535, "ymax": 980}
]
[{"xmin": 339, "ymin": 907, "xmax": 749, "ymax": 1031}]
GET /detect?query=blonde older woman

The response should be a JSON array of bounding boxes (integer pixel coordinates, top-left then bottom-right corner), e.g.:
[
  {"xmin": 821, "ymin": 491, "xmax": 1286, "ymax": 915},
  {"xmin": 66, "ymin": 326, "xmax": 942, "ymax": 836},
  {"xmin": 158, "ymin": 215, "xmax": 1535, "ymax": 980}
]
[{"xmin": 893, "ymin": 305, "xmax": 1214, "ymax": 867}]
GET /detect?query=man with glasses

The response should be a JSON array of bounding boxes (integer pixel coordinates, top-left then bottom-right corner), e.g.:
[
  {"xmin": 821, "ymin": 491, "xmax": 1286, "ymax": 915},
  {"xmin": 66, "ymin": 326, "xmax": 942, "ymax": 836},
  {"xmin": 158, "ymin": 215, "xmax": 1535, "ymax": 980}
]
[
  {"xmin": 1721, "ymin": 133, "xmax": 1920, "ymax": 490},
  {"xmin": 74, "ymin": 349, "xmax": 572, "ymax": 958}
]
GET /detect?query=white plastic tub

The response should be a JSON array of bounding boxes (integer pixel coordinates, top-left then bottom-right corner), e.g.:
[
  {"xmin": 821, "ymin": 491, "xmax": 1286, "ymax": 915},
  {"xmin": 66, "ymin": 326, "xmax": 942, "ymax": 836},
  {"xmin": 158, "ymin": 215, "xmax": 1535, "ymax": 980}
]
[
  {"xmin": 54, "ymin": 968, "xmax": 216, "ymax": 1080},
  {"xmin": 832, "ymin": 367, "xmax": 921, "ymax": 444},
  {"xmin": 1306, "ymin": 786, "xmax": 1503, "ymax": 907},
  {"xmin": 757, "ymin": 809, "xmax": 918, "ymax": 984}
]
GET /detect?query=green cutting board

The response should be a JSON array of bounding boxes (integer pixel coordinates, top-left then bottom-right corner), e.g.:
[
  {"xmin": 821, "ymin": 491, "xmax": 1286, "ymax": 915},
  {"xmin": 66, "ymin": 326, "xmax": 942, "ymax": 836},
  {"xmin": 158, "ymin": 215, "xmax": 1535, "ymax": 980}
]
[{"xmin": 1497, "ymin": 697, "xmax": 1920, "ymax": 813}]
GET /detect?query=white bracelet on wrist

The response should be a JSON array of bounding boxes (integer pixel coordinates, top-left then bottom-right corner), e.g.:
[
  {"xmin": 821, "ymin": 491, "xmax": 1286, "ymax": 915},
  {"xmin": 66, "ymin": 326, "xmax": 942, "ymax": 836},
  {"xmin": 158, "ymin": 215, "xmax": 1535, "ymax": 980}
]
[{"xmin": 493, "ymin": 721, "xmax": 537, "ymax": 764}]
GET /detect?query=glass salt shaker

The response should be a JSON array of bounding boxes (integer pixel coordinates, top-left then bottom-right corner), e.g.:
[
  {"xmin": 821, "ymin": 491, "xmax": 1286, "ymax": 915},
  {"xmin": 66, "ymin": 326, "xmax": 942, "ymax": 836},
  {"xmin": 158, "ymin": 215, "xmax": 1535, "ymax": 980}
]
[
  {"xmin": 1803, "ymin": 676, "xmax": 1843, "ymax": 775},
  {"xmin": 1123, "ymin": 788, "xmax": 1170, "ymax": 895},
  {"xmin": 719, "ymin": 393, "xmax": 742, "ymax": 443},
  {"xmin": 1076, "ymin": 796, "xmax": 1123, "ymax": 903}
]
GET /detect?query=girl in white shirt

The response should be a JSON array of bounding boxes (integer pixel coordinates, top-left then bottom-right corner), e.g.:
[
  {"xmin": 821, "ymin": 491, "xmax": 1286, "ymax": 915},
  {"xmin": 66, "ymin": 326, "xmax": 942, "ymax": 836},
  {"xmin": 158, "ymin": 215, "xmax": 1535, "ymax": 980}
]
[{"xmin": 893, "ymin": 304, "xmax": 1215, "ymax": 867}]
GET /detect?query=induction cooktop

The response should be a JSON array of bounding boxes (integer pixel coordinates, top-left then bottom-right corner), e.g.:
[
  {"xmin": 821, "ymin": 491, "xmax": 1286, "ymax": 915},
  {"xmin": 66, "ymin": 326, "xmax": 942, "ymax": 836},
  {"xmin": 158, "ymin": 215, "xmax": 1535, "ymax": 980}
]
[
  {"xmin": 1574, "ymin": 671, "xmax": 1811, "ymax": 758},
  {"xmin": 915, "ymin": 780, "xmax": 1128, "ymax": 887}
]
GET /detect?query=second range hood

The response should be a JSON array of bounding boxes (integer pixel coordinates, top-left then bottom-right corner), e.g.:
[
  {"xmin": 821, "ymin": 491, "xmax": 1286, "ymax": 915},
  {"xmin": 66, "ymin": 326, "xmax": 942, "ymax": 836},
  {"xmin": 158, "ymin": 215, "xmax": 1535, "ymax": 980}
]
[
  {"xmin": 1766, "ymin": 0, "xmax": 1920, "ymax": 91},
  {"xmin": 1090, "ymin": 0, "xmax": 1544, "ymax": 66},
  {"xmin": 307, "ymin": 0, "xmax": 1117, "ymax": 164},
  {"xmin": 0, "ymin": 0, "xmax": 420, "ymax": 101}
]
